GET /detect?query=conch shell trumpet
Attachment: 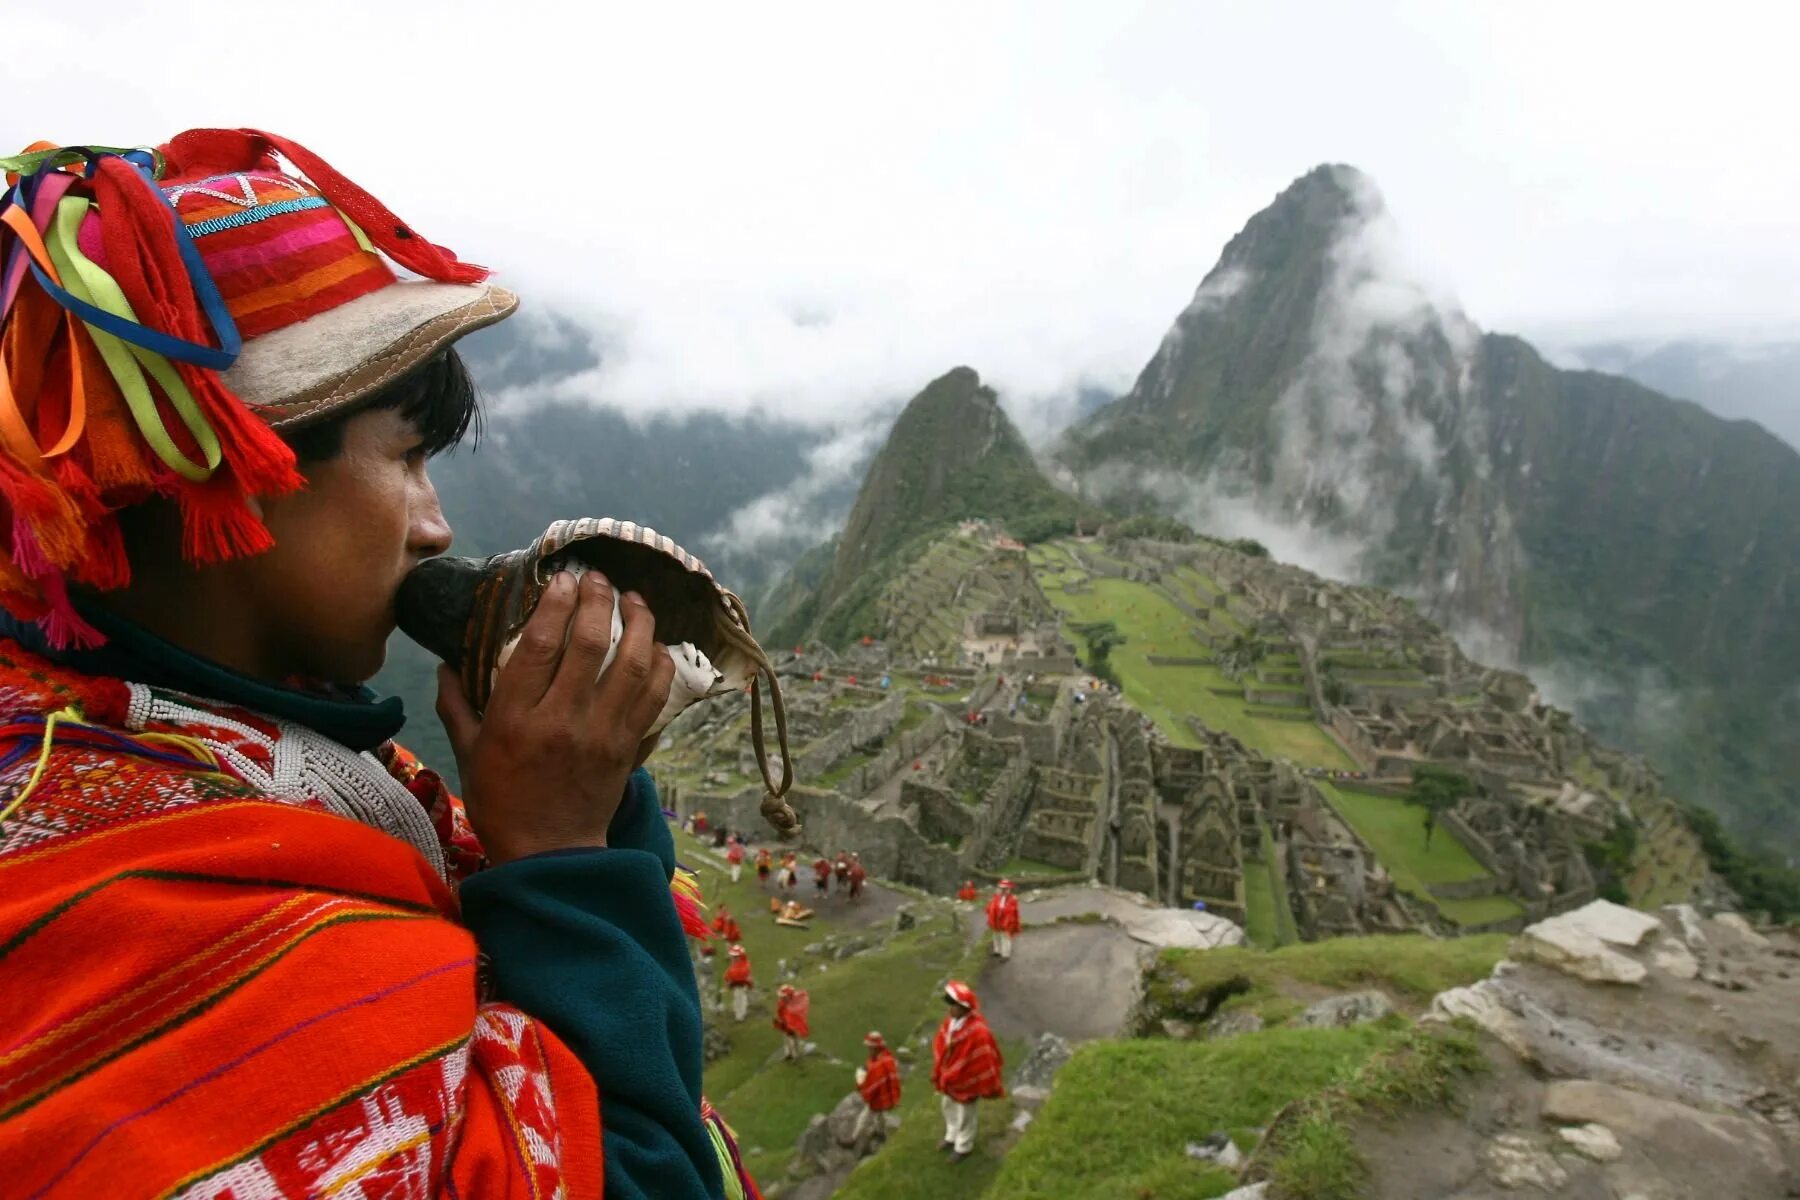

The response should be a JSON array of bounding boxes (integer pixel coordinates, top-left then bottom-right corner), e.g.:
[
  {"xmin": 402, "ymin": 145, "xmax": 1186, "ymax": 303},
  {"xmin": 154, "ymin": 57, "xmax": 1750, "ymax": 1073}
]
[{"xmin": 396, "ymin": 517, "xmax": 798, "ymax": 836}]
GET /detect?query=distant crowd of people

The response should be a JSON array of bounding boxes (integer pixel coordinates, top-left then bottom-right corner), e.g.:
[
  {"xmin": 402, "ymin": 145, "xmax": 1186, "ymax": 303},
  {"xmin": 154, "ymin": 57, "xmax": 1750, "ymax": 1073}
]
[{"xmin": 694, "ymin": 821, "xmax": 1020, "ymax": 1162}]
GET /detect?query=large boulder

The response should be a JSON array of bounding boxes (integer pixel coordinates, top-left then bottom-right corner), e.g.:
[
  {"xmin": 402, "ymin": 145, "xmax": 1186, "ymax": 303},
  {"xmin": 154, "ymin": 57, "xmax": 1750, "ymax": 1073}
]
[
  {"xmin": 825, "ymin": 1091, "xmax": 869, "ymax": 1147},
  {"xmin": 1120, "ymin": 906, "xmax": 1247, "ymax": 950},
  {"xmin": 1295, "ymin": 990, "xmax": 1394, "ymax": 1028},
  {"xmin": 1513, "ymin": 899, "xmax": 1661, "ymax": 985},
  {"xmin": 1710, "ymin": 911, "xmax": 1772, "ymax": 949}
]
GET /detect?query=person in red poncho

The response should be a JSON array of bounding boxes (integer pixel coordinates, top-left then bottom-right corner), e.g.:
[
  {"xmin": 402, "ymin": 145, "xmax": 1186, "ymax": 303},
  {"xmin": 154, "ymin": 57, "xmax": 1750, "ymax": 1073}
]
[
  {"xmin": 956, "ymin": 880, "xmax": 978, "ymax": 903},
  {"xmin": 774, "ymin": 984, "xmax": 811, "ymax": 1063},
  {"xmin": 726, "ymin": 837, "xmax": 745, "ymax": 883},
  {"xmin": 756, "ymin": 846, "xmax": 774, "ymax": 888},
  {"xmin": 0, "ymin": 128, "xmax": 770, "ymax": 1199},
  {"xmin": 812, "ymin": 855, "xmax": 832, "ymax": 899},
  {"xmin": 709, "ymin": 904, "xmax": 742, "ymax": 948},
  {"xmin": 847, "ymin": 853, "xmax": 867, "ymax": 902},
  {"xmin": 852, "ymin": 1031, "xmax": 902, "ymax": 1145},
  {"xmin": 986, "ymin": 878, "xmax": 1021, "ymax": 960},
  {"xmin": 932, "ymin": 980, "xmax": 1005, "ymax": 1161},
  {"xmin": 724, "ymin": 944, "xmax": 755, "ymax": 1023}
]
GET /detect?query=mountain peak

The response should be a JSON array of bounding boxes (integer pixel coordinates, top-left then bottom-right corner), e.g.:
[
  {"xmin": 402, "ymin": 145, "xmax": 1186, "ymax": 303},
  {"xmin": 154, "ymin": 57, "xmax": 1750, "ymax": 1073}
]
[{"xmin": 806, "ymin": 367, "xmax": 1084, "ymax": 644}]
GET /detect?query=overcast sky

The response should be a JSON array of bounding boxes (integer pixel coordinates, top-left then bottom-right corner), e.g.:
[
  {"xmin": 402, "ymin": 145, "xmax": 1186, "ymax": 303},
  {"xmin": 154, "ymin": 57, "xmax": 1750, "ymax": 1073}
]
[{"xmin": 9, "ymin": 0, "xmax": 1799, "ymax": 427}]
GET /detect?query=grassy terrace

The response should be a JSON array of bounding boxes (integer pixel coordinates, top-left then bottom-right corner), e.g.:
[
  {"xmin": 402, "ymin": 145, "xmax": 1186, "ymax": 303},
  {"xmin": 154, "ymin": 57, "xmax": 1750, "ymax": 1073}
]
[
  {"xmin": 1027, "ymin": 539, "xmax": 1517, "ymax": 930},
  {"xmin": 1316, "ymin": 784, "xmax": 1525, "ymax": 927},
  {"xmin": 966, "ymin": 938, "xmax": 1502, "ymax": 1199},
  {"xmin": 1030, "ymin": 557, "xmax": 1358, "ymax": 769},
  {"xmin": 1147, "ymin": 933, "xmax": 1509, "ymax": 1024},
  {"xmin": 984, "ymin": 1027, "xmax": 1400, "ymax": 1200}
]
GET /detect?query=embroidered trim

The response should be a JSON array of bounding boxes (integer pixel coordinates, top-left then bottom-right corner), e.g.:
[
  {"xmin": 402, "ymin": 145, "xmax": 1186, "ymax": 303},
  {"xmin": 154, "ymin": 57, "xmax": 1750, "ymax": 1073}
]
[
  {"xmin": 124, "ymin": 683, "xmax": 449, "ymax": 881},
  {"xmin": 183, "ymin": 196, "xmax": 330, "ymax": 238}
]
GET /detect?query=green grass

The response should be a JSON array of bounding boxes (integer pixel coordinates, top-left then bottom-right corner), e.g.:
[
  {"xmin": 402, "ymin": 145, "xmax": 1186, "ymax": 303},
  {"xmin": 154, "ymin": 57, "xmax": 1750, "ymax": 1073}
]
[
  {"xmin": 1261, "ymin": 1025, "xmax": 1489, "ymax": 1200},
  {"xmin": 999, "ymin": 854, "xmax": 1079, "ymax": 880},
  {"xmin": 817, "ymin": 751, "xmax": 876, "ymax": 789},
  {"xmin": 1313, "ymin": 784, "xmax": 1524, "ymax": 927},
  {"xmin": 1143, "ymin": 934, "xmax": 1509, "ymax": 1027},
  {"xmin": 1242, "ymin": 859, "xmax": 1279, "ymax": 948},
  {"xmin": 897, "ymin": 700, "xmax": 937, "ymax": 733},
  {"xmin": 1248, "ymin": 826, "xmax": 1300, "ymax": 947},
  {"xmin": 985, "ymin": 1026, "xmax": 1402, "ymax": 1199}
]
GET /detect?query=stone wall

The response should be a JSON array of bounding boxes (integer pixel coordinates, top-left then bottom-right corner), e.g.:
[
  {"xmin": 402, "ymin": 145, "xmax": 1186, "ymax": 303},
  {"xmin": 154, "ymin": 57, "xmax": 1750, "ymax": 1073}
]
[
  {"xmin": 792, "ymin": 692, "xmax": 906, "ymax": 778},
  {"xmin": 911, "ymin": 780, "xmax": 975, "ymax": 845},
  {"xmin": 830, "ymin": 711, "xmax": 953, "ymax": 796},
  {"xmin": 984, "ymin": 710, "xmax": 1061, "ymax": 763}
]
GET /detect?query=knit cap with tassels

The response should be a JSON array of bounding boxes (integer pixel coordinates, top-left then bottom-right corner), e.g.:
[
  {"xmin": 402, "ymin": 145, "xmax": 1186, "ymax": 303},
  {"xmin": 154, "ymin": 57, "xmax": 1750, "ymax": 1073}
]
[{"xmin": 0, "ymin": 129, "xmax": 516, "ymax": 648}]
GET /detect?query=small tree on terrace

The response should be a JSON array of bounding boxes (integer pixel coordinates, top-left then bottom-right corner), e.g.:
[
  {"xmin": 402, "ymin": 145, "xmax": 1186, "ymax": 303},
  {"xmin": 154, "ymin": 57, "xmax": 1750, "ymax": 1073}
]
[{"xmin": 1410, "ymin": 766, "xmax": 1475, "ymax": 850}]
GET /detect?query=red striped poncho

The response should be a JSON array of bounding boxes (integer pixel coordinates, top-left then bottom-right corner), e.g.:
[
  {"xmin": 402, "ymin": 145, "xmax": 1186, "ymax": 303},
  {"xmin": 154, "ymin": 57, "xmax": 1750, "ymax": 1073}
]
[
  {"xmin": 711, "ymin": 912, "xmax": 742, "ymax": 943},
  {"xmin": 986, "ymin": 891, "xmax": 1021, "ymax": 934},
  {"xmin": 773, "ymin": 990, "xmax": 810, "ymax": 1037},
  {"xmin": 0, "ymin": 640, "xmax": 760, "ymax": 1199},
  {"xmin": 0, "ymin": 642, "xmax": 604, "ymax": 1197},
  {"xmin": 933, "ymin": 1009, "xmax": 1006, "ymax": 1103},
  {"xmin": 725, "ymin": 954, "xmax": 755, "ymax": 988},
  {"xmin": 857, "ymin": 1048, "xmax": 902, "ymax": 1112}
]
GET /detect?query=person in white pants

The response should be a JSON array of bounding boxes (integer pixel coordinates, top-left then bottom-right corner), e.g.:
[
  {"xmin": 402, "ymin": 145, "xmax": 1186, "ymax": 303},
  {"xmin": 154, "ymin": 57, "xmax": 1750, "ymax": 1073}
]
[
  {"xmin": 986, "ymin": 879, "xmax": 1020, "ymax": 962},
  {"xmin": 724, "ymin": 945, "xmax": 754, "ymax": 1022},
  {"xmin": 932, "ymin": 980, "xmax": 1005, "ymax": 1163}
]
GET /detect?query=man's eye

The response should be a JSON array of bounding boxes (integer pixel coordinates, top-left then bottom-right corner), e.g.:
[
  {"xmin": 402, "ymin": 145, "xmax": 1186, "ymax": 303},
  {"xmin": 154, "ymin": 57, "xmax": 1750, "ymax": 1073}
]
[{"xmin": 404, "ymin": 445, "xmax": 429, "ymax": 466}]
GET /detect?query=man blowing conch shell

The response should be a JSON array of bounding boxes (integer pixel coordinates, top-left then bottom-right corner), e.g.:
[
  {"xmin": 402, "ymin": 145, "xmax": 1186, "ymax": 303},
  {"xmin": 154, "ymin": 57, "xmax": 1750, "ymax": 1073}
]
[{"xmin": 0, "ymin": 129, "xmax": 765, "ymax": 1199}]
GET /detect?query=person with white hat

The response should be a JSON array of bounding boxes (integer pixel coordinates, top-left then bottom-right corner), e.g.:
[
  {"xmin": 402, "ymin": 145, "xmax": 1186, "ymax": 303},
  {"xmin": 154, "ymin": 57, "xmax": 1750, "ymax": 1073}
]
[{"xmin": 932, "ymin": 980, "xmax": 1005, "ymax": 1162}]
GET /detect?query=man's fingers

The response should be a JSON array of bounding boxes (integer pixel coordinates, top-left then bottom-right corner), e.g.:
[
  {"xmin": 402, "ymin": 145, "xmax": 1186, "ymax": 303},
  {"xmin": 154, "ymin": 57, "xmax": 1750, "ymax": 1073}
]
[
  {"xmin": 594, "ymin": 590, "xmax": 657, "ymax": 712},
  {"xmin": 624, "ymin": 643, "xmax": 677, "ymax": 736},
  {"xmin": 546, "ymin": 571, "xmax": 617, "ymax": 708},
  {"xmin": 490, "ymin": 569, "xmax": 577, "ymax": 709}
]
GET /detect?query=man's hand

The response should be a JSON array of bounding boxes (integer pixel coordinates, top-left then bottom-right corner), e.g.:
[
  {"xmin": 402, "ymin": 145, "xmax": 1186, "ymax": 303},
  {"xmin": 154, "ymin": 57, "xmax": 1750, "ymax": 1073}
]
[{"xmin": 436, "ymin": 569, "xmax": 676, "ymax": 865}]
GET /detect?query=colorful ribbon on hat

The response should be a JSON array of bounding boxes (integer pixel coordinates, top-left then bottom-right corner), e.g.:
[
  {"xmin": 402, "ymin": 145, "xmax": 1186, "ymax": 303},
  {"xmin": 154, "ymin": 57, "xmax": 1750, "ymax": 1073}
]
[{"xmin": 0, "ymin": 145, "xmax": 238, "ymax": 481}]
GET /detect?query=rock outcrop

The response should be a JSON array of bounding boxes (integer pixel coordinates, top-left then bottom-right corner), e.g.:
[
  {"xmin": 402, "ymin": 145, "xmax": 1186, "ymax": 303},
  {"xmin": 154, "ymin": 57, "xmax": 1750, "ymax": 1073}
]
[{"xmin": 1390, "ymin": 901, "xmax": 1800, "ymax": 1198}]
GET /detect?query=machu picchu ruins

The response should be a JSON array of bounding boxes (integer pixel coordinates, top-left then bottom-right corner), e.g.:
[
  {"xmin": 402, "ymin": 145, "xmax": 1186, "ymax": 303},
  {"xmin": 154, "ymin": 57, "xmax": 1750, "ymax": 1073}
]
[{"xmin": 653, "ymin": 521, "xmax": 1720, "ymax": 947}]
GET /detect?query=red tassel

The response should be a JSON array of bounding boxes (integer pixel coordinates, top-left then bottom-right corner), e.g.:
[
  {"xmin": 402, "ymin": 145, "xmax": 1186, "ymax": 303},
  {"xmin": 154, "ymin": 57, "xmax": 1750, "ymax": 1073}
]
[
  {"xmin": 672, "ymin": 890, "xmax": 713, "ymax": 942},
  {"xmin": 36, "ymin": 569, "xmax": 102, "ymax": 649},
  {"xmin": 0, "ymin": 454, "xmax": 83, "ymax": 568},
  {"xmin": 178, "ymin": 467, "xmax": 275, "ymax": 565},
  {"xmin": 182, "ymin": 366, "xmax": 303, "ymax": 498}
]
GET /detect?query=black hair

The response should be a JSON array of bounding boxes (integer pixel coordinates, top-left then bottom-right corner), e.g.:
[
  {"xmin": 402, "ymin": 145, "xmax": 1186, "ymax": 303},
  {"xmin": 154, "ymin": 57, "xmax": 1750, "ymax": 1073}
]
[{"xmin": 283, "ymin": 348, "xmax": 481, "ymax": 464}]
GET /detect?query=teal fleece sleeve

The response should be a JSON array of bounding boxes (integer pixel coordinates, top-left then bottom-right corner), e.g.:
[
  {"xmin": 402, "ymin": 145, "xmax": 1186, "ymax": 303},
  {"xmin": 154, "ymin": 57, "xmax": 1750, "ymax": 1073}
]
[{"xmin": 458, "ymin": 769, "xmax": 722, "ymax": 1200}]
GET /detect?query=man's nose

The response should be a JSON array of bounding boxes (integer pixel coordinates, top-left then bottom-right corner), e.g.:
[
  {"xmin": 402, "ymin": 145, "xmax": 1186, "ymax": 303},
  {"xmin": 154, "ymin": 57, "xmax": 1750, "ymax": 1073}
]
[{"xmin": 411, "ymin": 481, "xmax": 453, "ymax": 559}]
